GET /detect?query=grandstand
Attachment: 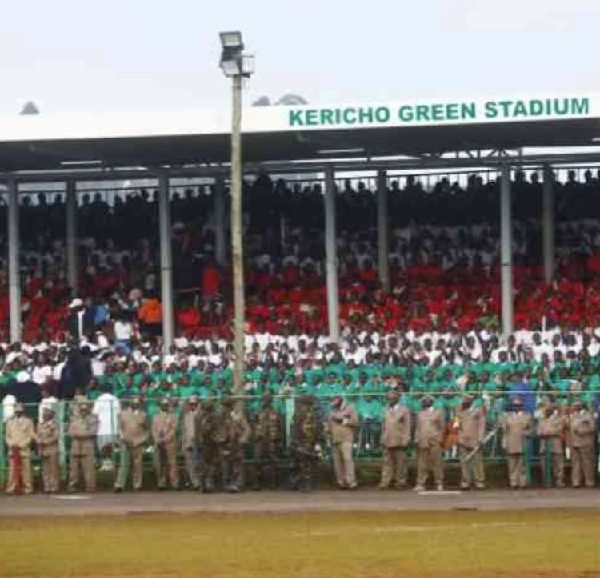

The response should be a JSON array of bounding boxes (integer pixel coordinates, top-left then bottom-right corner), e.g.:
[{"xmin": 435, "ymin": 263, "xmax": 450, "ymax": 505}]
[{"xmin": 1, "ymin": 92, "xmax": 600, "ymax": 487}]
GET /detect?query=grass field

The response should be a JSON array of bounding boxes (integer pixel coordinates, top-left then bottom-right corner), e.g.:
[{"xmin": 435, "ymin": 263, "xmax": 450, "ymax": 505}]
[{"xmin": 0, "ymin": 510, "xmax": 599, "ymax": 577}]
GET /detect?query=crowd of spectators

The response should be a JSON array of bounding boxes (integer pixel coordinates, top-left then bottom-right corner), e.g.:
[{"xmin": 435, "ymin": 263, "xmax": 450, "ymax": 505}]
[{"xmin": 0, "ymin": 168, "xmax": 599, "ymax": 420}]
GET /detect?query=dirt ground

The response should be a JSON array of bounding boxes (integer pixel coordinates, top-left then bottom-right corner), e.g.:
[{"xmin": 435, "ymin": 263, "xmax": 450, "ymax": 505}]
[{"xmin": 0, "ymin": 487, "xmax": 599, "ymax": 516}]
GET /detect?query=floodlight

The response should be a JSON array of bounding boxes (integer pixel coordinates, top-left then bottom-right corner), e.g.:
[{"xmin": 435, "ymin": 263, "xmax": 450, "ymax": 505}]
[
  {"xmin": 220, "ymin": 31, "xmax": 243, "ymax": 50},
  {"xmin": 220, "ymin": 58, "xmax": 241, "ymax": 78},
  {"xmin": 241, "ymin": 54, "xmax": 255, "ymax": 77}
]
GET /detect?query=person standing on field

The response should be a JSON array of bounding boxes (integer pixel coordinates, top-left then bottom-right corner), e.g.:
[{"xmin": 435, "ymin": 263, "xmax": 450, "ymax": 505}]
[
  {"xmin": 379, "ymin": 391, "xmax": 411, "ymax": 490},
  {"xmin": 500, "ymin": 397, "xmax": 533, "ymax": 489},
  {"xmin": 199, "ymin": 400, "xmax": 219, "ymax": 493},
  {"xmin": 537, "ymin": 403, "xmax": 565, "ymax": 488},
  {"xmin": 414, "ymin": 396, "xmax": 445, "ymax": 492},
  {"xmin": 568, "ymin": 400, "xmax": 596, "ymax": 488},
  {"xmin": 151, "ymin": 398, "xmax": 179, "ymax": 490},
  {"xmin": 114, "ymin": 397, "xmax": 149, "ymax": 492},
  {"xmin": 68, "ymin": 400, "xmax": 99, "ymax": 493},
  {"xmin": 291, "ymin": 395, "xmax": 323, "ymax": 492},
  {"xmin": 253, "ymin": 392, "xmax": 283, "ymax": 490},
  {"xmin": 36, "ymin": 407, "xmax": 60, "ymax": 493},
  {"xmin": 5, "ymin": 402, "xmax": 36, "ymax": 495},
  {"xmin": 326, "ymin": 395, "xmax": 359, "ymax": 490},
  {"xmin": 182, "ymin": 396, "xmax": 202, "ymax": 491},
  {"xmin": 457, "ymin": 395, "xmax": 486, "ymax": 490},
  {"xmin": 216, "ymin": 396, "xmax": 251, "ymax": 493}
]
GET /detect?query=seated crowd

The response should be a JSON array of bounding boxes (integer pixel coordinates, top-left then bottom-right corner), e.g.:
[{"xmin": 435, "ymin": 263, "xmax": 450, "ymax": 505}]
[{"xmin": 0, "ymin": 169, "xmax": 600, "ymax": 343}]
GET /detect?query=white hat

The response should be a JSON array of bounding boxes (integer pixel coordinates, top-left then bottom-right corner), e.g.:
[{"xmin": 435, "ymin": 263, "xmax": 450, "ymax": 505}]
[{"xmin": 68, "ymin": 298, "xmax": 83, "ymax": 309}]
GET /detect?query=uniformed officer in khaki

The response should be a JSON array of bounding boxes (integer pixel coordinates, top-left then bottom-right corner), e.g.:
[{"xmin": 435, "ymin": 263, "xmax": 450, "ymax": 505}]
[
  {"xmin": 326, "ymin": 395, "xmax": 359, "ymax": 490},
  {"xmin": 500, "ymin": 397, "xmax": 532, "ymax": 489},
  {"xmin": 68, "ymin": 399, "xmax": 99, "ymax": 492},
  {"xmin": 379, "ymin": 391, "xmax": 411, "ymax": 490},
  {"xmin": 537, "ymin": 404, "xmax": 565, "ymax": 488},
  {"xmin": 36, "ymin": 407, "xmax": 60, "ymax": 493},
  {"xmin": 457, "ymin": 395, "xmax": 486, "ymax": 490},
  {"xmin": 182, "ymin": 396, "xmax": 201, "ymax": 491},
  {"xmin": 5, "ymin": 402, "xmax": 36, "ymax": 495},
  {"xmin": 114, "ymin": 397, "xmax": 149, "ymax": 492},
  {"xmin": 151, "ymin": 398, "xmax": 179, "ymax": 490},
  {"xmin": 568, "ymin": 400, "xmax": 596, "ymax": 488},
  {"xmin": 414, "ymin": 396, "xmax": 445, "ymax": 491}
]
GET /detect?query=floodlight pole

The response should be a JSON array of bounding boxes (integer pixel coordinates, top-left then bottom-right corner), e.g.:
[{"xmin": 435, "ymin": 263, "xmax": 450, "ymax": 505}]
[{"xmin": 231, "ymin": 73, "xmax": 245, "ymax": 395}]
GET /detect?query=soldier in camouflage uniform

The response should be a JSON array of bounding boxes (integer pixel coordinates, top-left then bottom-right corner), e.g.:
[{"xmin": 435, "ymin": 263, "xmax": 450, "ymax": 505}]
[
  {"xmin": 216, "ymin": 396, "xmax": 251, "ymax": 493},
  {"xmin": 253, "ymin": 392, "xmax": 283, "ymax": 490},
  {"xmin": 291, "ymin": 395, "xmax": 323, "ymax": 492},
  {"xmin": 199, "ymin": 400, "xmax": 220, "ymax": 493}
]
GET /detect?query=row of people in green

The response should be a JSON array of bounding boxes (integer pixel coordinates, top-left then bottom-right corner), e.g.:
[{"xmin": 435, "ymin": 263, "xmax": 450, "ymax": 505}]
[{"xmin": 87, "ymin": 360, "xmax": 600, "ymax": 412}]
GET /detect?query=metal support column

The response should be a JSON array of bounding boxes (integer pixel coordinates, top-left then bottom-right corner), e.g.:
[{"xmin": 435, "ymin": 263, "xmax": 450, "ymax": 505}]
[
  {"xmin": 542, "ymin": 165, "xmax": 555, "ymax": 284},
  {"xmin": 65, "ymin": 179, "xmax": 78, "ymax": 294},
  {"xmin": 377, "ymin": 169, "xmax": 390, "ymax": 292},
  {"xmin": 500, "ymin": 164, "xmax": 513, "ymax": 339},
  {"xmin": 214, "ymin": 176, "xmax": 226, "ymax": 266},
  {"xmin": 7, "ymin": 176, "xmax": 20, "ymax": 343},
  {"xmin": 325, "ymin": 166, "xmax": 340, "ymax": 343},
  {"xmin": 158, "ymin": 172, "xmax": 174, "ymax": 350}
]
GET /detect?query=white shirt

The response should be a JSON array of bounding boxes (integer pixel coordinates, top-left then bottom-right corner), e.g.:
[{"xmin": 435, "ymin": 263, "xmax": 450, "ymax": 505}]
[
  {"xmin": 114, "ymin": 321, "xmax": 133, "ymax": 341},
  {"xmin": 38, "ymin": 396, "xmax": 58, "ymax": 423},
  {"xmin": 92, "ymin": 393, "xmax": 121, "ymax": 436},
  {"xmin": 32, "ymin": 365, "xmax": 52, "ymax": 385},
  {"xmin": 2, "ymin": 394, "xmax": 16, "ymax": 422}
]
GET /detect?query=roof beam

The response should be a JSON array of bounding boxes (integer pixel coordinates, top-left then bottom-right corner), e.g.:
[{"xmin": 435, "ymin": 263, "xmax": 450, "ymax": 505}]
[{"xmin": 2, "ymin": 150, "xmax": 600, "ymax": 184}]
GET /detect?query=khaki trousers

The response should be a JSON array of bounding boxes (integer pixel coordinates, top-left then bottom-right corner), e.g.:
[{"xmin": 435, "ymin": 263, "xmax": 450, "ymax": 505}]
[
  {"xmin": 542, "ymin": 451, "xmax": 564, "ymax": 487},
  {"xmin": 6, "ymin": 449, "xmax": 33, "ymax": 494},
  {"xmin": 69, "ymin": 452, "xmax": 96, "ymax": 492},
  {"xmin": 417, "ymin": 445, "xmax": 443, "ymax": 487},
  {"xmin": 507, "ymin": 454, "xmax": 526, "ymax": 488},
  {"xmin": 459, "ymin": 446, "xmax": 485, "ymax": 488},
  {"xmin": 41, "ymin": 447, "xmax": 60, "ymax": 493},
  {"xmin": 332, "ymin": 442, "xmax": 356, "ymax": 488},
  {"xmin": 183, "ymin": 447, "xmax": 200, "ymax": 489},
  {"xmin": 571, "ymin": 446, "xmax": 595, "ymax": 488},
  {"xmin": 115, "ymin": 444, "xmax": 144, "ymax": 490},
  {"xmin": 155, "ymin": 442, "xmax": 179, "ymax": 489},
  {"xmin": 380, "ymin": 447, "xmax": 408, "ymax": 488}
]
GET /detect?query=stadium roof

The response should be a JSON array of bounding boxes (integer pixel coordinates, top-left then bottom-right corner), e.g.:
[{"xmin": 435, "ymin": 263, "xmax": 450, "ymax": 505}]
[{"xmin": 0, "ymin": 92, "xmax": 599, "ymax": 172}]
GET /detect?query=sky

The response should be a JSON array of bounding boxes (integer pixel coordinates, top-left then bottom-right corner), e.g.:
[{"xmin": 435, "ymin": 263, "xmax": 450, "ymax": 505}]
[{"xmin": 1, "ymin": 0, "xmax": 599, "ymax": 114}]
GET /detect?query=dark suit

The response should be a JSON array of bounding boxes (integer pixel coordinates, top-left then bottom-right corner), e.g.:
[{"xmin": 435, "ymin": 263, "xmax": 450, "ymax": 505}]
[
  {"xmin": 67, "ymin": 308, "xmax": 95, "ymax": 342},
  {"xmin": 58, "ymin": 349, "xmax": 92, "ymax": 399}
]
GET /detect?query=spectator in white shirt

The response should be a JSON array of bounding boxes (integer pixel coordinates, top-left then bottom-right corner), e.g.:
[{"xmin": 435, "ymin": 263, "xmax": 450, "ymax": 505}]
[
  {"xmin": 93, "ymin": 388, "xmax": 121, "ymax": 469},
  {"xmin": 38, "ymin": 387, "xmax": 58, "ymax": 423}
]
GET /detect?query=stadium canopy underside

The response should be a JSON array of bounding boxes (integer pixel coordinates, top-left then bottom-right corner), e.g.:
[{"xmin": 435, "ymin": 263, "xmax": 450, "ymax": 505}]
[{"xmin": 1, "ymin": 91, "xmax": 600, "ymax": 346}]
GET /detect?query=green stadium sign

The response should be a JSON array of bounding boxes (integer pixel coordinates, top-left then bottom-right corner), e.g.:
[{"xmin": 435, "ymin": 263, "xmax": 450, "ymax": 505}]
[{"xmin": 287, "ymin": 96, "xmax": 591, "ymax": 129}]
